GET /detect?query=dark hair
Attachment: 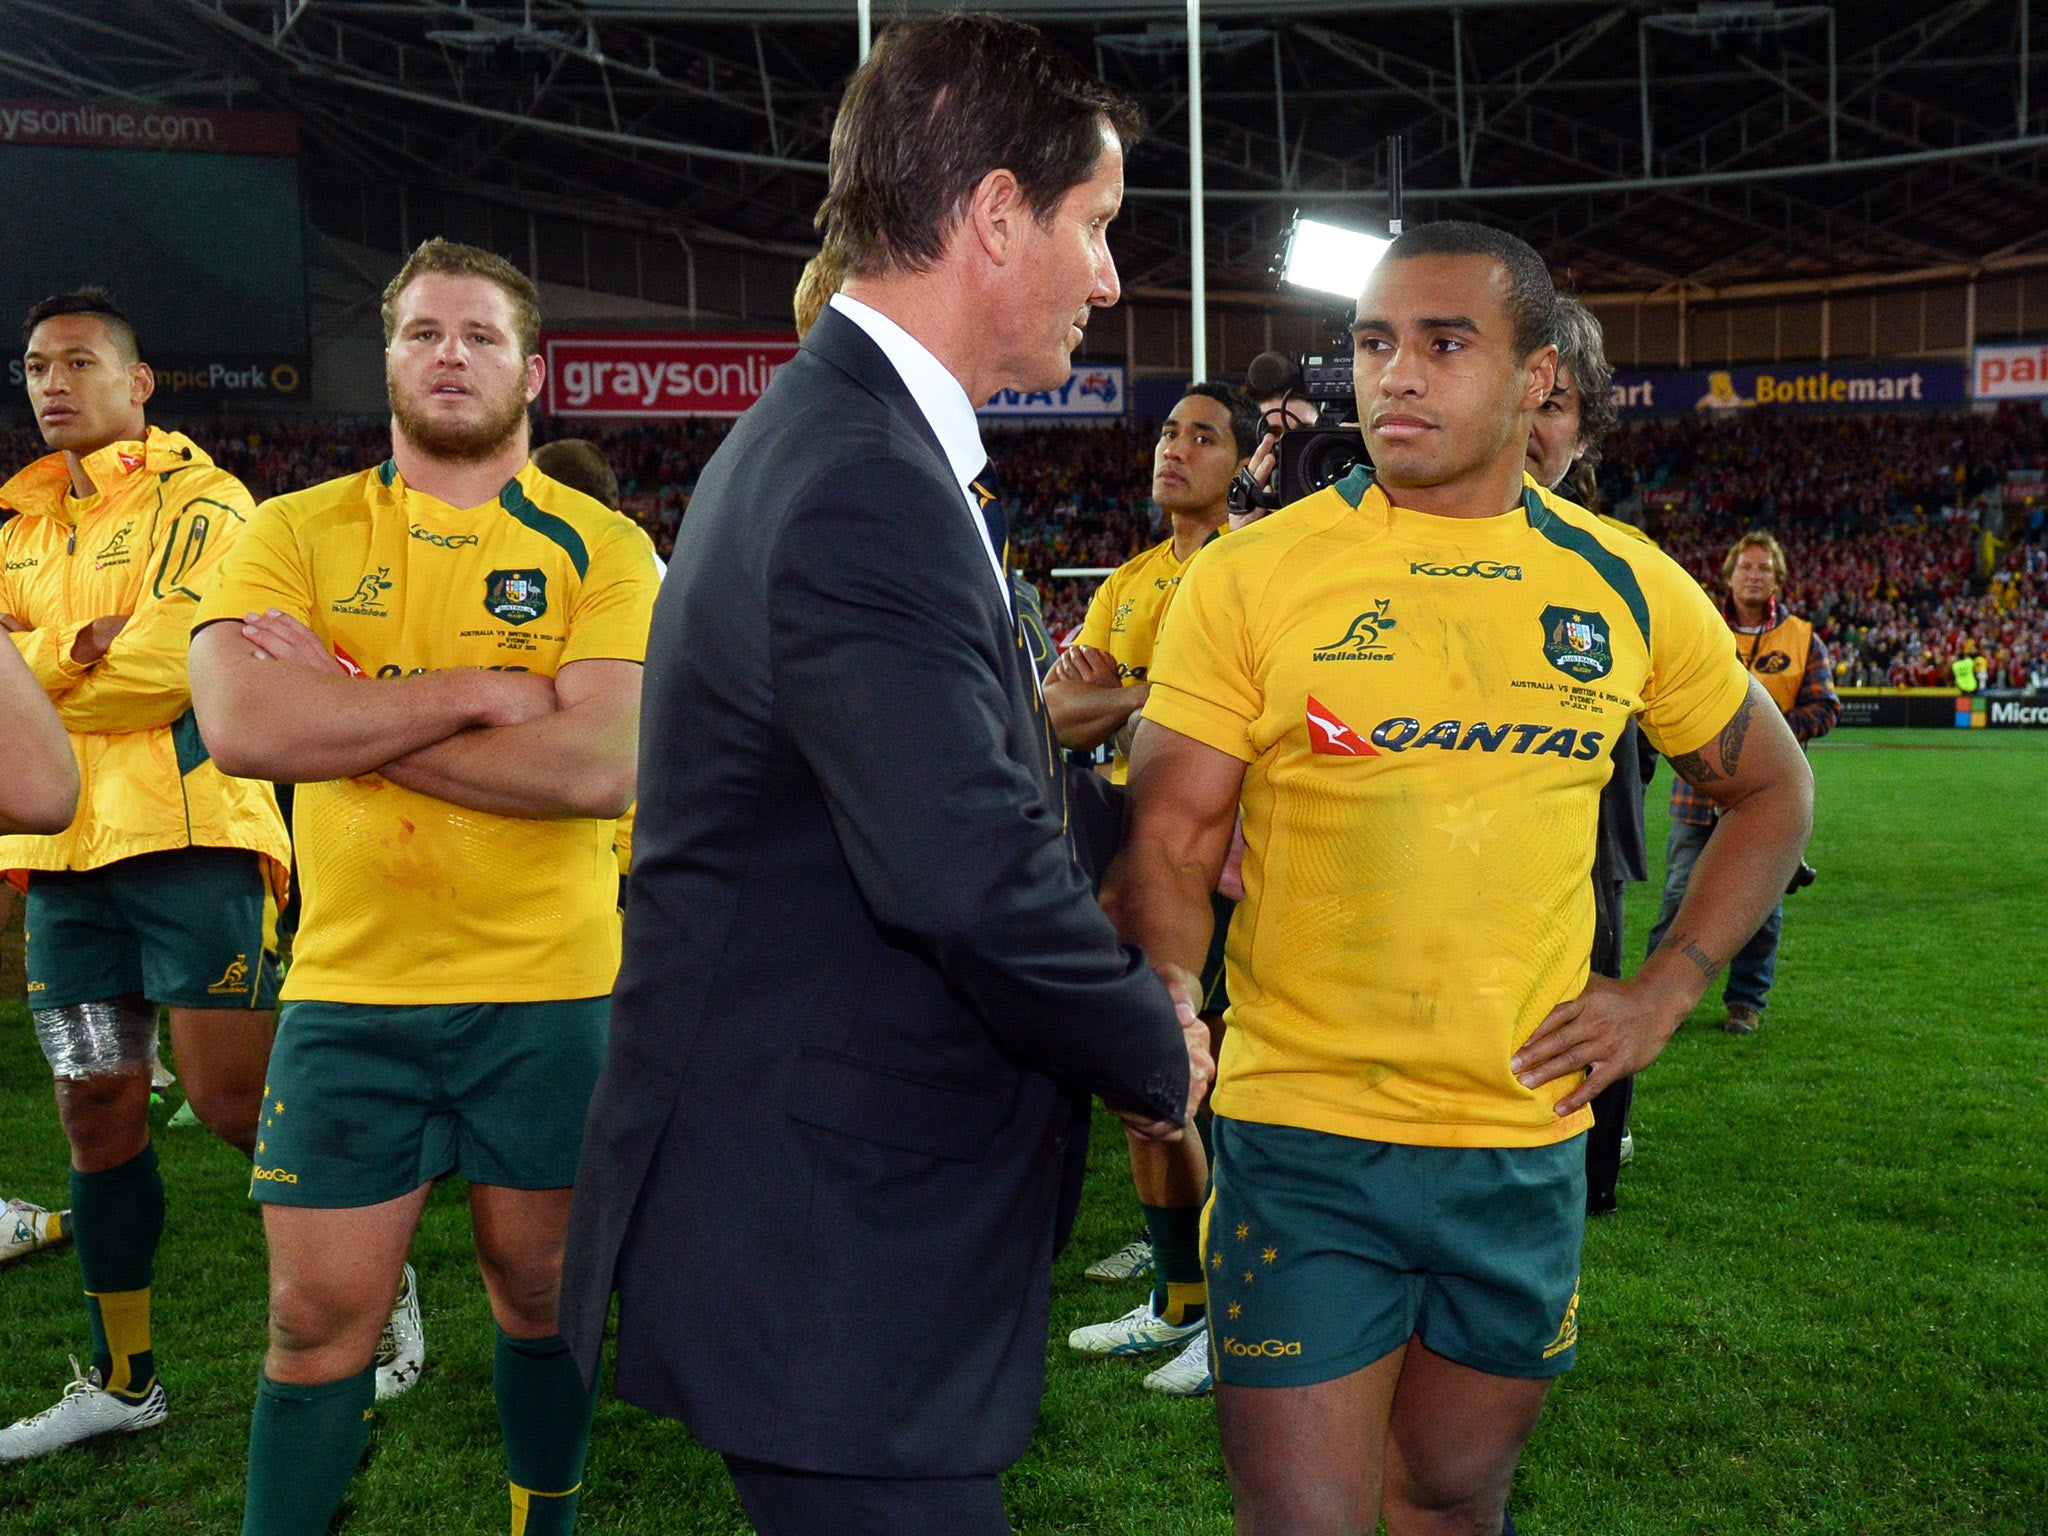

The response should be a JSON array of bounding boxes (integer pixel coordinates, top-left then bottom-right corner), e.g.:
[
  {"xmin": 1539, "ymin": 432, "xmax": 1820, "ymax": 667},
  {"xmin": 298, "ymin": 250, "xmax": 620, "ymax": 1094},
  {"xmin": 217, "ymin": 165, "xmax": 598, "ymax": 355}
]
[
  {"xmin": 1551, "ymin": 296, "xmax": 1616, "ymax": 468},
  {"xmin": 817, "ymin": 14, "xmax": 1142, "ymax": 279},
  {"xmin": 1180, "ymin": 381, "xmax": 1262, "ymax": 460},
  {"xmin": 531, "ymin": 439, "xmax": 619, "ymax": 509},
  {"xmin": 22, "ymin": 287, "xmax": 139, "ymax": 361},
  {"xmin": 382, "ymin": 237, "xmax": 542, "ymax": 357},
  {"xmin": 1383, "ymin": 220, "xmax": 1557, "ymax": 361},
  {"xmin": 1243, "ymin": 351, "xmax": 1298, "ymax": 403}
]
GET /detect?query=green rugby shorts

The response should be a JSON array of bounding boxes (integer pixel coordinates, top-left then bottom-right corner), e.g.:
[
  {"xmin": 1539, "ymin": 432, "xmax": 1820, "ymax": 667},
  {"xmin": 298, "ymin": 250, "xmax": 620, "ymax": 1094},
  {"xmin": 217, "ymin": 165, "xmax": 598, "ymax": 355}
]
[
  {"xmin": 250, "ymin": 997, "xmax": 608, "ymax": 1207},
  {"xmin": 24, "ymin": 847, "xmax": 280, "ymax": 1012},
  {"xmin": 1202, "ymin": 1116, "xmax": 1587, "ymax": 1387}
]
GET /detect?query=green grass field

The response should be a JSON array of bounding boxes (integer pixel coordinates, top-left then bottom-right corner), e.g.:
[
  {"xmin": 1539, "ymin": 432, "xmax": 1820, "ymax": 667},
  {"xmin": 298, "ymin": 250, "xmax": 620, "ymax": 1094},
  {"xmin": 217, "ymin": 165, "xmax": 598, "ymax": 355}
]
[{"xmin": 1, "ymin": 727, "xmax": 2043, "ymax": 1534}]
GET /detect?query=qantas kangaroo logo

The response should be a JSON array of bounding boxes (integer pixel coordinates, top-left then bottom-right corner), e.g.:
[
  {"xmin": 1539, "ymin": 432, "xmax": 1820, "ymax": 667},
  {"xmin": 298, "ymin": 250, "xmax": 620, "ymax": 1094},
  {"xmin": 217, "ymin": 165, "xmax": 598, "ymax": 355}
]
[{"xmin": 1305, "ymin": 696, "xmax": 1377, "ymax": 756}]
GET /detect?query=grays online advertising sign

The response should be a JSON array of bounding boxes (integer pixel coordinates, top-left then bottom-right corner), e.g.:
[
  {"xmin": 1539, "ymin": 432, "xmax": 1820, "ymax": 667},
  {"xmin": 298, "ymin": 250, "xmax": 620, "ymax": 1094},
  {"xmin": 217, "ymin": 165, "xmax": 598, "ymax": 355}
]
[{"xmin": 1610, "ymin": 360, "xmax": 1967, "ymax": 417}]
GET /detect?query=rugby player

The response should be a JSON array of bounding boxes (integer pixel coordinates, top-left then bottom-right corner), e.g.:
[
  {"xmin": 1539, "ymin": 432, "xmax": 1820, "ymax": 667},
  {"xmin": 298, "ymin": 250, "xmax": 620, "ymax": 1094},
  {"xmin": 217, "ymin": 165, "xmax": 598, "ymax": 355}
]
[
  {"xmin": 0, "ymin": 291, "xmax": 292, "ymax": 1460},
  {"xmin": 1524, "ymin": 297, "xmax": 1652, "ymax": 1214},
  {"xmin": 1103, "ymin": 222, "xmax": 1814, "ymax": 1533},
  {"xmin": 1047, "ymin": 382, "xmax": 1256, "ymax": 1397},
  {"xmin": 189, "ymin": 238, "xmax": 658, "ymax": 1536}
]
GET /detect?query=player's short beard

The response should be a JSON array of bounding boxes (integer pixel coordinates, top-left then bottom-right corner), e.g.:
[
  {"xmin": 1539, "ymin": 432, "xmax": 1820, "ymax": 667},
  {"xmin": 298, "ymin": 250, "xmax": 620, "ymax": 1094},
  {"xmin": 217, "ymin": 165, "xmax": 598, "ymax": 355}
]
[{"xmin": 388, "ymin": 370, "xmax": 531, "ymax": 463}]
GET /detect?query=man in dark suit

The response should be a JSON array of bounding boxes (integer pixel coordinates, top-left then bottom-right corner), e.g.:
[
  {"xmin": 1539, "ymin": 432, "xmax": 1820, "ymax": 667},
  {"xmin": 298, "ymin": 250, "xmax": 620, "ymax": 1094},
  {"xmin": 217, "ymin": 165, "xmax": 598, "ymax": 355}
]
[{"xmin": 560, "ymin": 16, "xmax": 1208, "ymax": 1535}]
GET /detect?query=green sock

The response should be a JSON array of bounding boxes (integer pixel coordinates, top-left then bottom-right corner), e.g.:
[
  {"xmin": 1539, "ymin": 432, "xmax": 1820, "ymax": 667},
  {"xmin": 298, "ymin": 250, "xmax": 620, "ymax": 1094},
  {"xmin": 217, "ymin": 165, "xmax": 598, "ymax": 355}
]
[
  {"xmin": 71, "ymin": 1143, "xmax": 165, "ymax": 1400},
  {"xmin": 496, "ymin": 1330, "xmax": 596, "ymax": 1536},
  {"xmin": 1142, "ymin": 1201, "xmax": 1206, "ymax": 1326},
  {"xmin": 241, "ymin": 1368, "xmax": 374, "ymax": 1536}
]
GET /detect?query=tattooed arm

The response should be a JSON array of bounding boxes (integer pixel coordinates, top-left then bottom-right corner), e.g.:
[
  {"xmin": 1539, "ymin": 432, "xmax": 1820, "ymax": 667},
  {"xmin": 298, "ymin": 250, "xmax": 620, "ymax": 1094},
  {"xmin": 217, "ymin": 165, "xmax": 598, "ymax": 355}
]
[{"xmin": 1513, "ymin": 678, "xmax": 1813, "ymax": 1114}]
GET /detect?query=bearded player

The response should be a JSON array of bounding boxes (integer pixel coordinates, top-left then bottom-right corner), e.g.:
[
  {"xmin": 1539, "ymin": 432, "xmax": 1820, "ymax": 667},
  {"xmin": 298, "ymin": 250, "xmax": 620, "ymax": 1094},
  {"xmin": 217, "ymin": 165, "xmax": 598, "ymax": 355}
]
[
  {"xmin": 1104, "ymin": 222, "xmax": 1813, "ymax": 1534},
  {"xmin": 190, "ymin": 238, "xmax": 658, "ymax": 1536}
]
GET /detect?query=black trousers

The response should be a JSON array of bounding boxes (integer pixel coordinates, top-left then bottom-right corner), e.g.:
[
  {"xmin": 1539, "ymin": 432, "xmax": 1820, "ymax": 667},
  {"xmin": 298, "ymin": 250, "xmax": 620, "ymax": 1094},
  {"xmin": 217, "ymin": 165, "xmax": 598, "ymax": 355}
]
[
  {"xmin": 724, "ymin": 1456, "xmax": 1012, "ymax": 1536},
  {"xmin": 1584, "ymin": 873, "xmax": 1635, "ymax": 1215}
]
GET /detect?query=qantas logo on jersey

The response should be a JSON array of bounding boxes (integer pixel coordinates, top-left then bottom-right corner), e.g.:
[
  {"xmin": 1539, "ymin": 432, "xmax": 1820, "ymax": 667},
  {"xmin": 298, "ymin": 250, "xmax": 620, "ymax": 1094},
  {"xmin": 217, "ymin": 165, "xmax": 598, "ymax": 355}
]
[
  {"xmin": 1305, "ymin": 695, "xmax": 1377, "ymax": 756},
  {"xmin": 1311, "ymin": 600, "xmax": 1398, "ymax": 662},
  {"xmin": 1368, "ymin": 716, "xmax": 1607, "ymax": 758},
  {"xmin": 1409, "ymin": 559, "xmax": 1522, "ymax": 580}
]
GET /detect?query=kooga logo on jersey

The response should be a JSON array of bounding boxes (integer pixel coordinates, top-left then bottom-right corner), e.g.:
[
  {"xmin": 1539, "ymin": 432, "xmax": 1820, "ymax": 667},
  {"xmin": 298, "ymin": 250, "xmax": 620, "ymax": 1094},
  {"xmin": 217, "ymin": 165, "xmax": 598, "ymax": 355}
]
[
  {"xmin": 1409, "ymin": 560, "xmax": 1523, "ymax": 580},
  {"xmin": 1370, "ymin": 717, "xmax": 1608, "ymax": 759}
]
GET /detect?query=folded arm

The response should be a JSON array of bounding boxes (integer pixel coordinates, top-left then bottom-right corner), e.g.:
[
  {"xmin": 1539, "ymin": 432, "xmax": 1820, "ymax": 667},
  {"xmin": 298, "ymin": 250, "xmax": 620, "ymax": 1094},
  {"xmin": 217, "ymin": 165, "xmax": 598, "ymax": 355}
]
[
  {"xmin": 1516, "ymin": 678, "xmax": 1814, "ymax": 1113},
  {"xmin": 376, "ymin": 657, "xmax": 639, "ymax": 819},
  {"xmin": 189, "ymin": 614, "xmax": 556, "ymax": 784},
  {"xmin": 1043, "ymin": 643, "xmax": 1147, "ymax": 751},
  {"xmin": 0, "ymin": 639, "xmax": 79, "ymax": 834}
]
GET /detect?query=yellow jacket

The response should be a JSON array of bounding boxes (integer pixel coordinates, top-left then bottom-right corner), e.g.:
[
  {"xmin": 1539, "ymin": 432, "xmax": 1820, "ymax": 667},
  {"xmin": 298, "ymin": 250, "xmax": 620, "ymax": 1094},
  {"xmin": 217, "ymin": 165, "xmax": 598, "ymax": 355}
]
[{"xmin": 0, "ymin": 428, "xmax": 289, "ymax": 895}]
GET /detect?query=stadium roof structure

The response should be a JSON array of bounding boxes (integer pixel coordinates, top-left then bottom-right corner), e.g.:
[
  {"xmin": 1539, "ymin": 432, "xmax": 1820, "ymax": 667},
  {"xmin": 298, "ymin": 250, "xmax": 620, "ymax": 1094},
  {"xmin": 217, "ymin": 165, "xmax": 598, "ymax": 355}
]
[{"xmin": 5, "ymin": 0, "xmax": 2047, "ymax": 299}]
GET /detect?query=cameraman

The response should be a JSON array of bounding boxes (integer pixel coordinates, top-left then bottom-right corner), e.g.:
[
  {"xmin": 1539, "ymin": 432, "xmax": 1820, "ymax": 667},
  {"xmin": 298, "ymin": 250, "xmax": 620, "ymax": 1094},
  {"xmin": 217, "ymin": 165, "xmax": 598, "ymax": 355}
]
[
  {"xmin": 1234, "ymin": 352, "xmax": 1321, "ymax": 530},
  {"xmin": 1646, "ymin": 532, "xmax": 1837, "ymax": 1035}
]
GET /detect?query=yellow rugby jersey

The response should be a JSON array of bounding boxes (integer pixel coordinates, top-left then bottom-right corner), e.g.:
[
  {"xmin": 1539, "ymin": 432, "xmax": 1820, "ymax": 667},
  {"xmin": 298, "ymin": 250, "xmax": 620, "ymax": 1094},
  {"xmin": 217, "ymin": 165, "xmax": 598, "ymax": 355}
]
[
  {"xmin": 1075, "ymin": 529, "xmax": 1221, "ymax": 782},
  {"xmin": 1145, "ymin": 468, "xmax": 1750, "ymax": 1148},
  {"xmin": 195, "ymin": 460, "xmax": 659, "ymax": 1005}
]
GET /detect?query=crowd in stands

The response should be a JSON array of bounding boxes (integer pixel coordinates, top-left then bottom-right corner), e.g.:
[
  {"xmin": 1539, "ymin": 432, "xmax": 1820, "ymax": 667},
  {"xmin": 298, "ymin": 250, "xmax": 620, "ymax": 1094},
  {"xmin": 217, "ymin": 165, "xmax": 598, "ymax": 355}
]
[
  {"xmin": 5, "ymin": 404, "xmax": 2044, "ymax": 688},
  {"xmin": 1598, "ymin": 407, "xmax": 2048, "ymax": 689}
]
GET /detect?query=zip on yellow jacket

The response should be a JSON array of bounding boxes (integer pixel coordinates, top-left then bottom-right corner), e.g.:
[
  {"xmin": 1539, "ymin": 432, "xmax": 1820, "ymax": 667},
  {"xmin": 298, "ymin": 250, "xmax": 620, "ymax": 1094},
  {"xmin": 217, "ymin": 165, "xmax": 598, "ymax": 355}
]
[{"xmin": 0, "ymin": 427, "xmax": 289, "ymax": 897}]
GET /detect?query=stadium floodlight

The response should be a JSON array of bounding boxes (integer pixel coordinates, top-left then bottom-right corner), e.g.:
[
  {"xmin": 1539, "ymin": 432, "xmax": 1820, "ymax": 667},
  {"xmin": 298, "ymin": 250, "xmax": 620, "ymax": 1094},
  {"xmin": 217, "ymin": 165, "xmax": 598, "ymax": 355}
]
[{"xmin": 1279, "ymin": 217, "xmax": 1392, "ymax": 301}]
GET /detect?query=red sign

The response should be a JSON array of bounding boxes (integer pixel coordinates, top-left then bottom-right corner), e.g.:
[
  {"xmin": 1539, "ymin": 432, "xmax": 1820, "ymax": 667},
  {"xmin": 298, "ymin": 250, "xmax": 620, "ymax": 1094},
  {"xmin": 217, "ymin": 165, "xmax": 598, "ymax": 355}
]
[
  {"xmin": 542, "ymin": 331, "xmax": 799, "ymax": 418},
  {"xmin": 0, "ymin": 99, "xmax": 297, "ymax": 156}
]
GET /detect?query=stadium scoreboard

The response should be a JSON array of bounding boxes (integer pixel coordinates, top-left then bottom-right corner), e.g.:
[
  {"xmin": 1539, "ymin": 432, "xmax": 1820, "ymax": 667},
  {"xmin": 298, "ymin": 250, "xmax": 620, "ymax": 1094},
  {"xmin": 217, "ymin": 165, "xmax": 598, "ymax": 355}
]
[{"xmin": 0, "ymin": 100, "xmax": 310, "ymax": 405}]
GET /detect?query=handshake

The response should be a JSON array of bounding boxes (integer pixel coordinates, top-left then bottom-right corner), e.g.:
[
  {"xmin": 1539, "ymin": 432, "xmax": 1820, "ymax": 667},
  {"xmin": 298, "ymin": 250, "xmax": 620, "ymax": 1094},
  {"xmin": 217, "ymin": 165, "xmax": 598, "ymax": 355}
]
[{"xmin": 1113, "ymin": 962, "xmax": 1218, "ymax": 1144}]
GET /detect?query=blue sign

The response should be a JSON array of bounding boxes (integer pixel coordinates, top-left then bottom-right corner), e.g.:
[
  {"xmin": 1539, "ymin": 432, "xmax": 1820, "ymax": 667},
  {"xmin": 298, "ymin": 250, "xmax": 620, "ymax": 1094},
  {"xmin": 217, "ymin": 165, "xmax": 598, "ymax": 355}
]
[
  {"xmin": 1610, "ymin": 360, "xmax": 1968, "ymax": 416},
  {"xmin": 979, "ymin": 364, "xmax": 1126, "ymax": 418}
]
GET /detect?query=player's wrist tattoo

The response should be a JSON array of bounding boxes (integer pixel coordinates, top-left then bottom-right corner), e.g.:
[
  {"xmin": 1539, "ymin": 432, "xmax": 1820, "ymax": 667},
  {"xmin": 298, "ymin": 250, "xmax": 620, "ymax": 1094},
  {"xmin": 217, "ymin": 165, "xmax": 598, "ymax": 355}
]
[
  {"xmin": 1669, "ymin": 688, "xmax": 1758, "ymax": 788},
  {"xmin": 1679, "ymin": 940, "xmax": 1719, "ymax": 981}
]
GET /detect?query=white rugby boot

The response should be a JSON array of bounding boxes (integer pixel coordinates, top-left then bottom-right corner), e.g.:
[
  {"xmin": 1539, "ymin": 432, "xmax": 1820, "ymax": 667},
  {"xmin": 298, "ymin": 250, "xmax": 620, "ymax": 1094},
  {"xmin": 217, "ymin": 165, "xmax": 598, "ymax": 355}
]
[
  {"xmin": 0, "ymin": 1199, "xmax": 69, "ymax": 1266},
  {"xmin": 374, "ymin": 1263, "xmax": 425, "ymax": 1401},
  {"xmin": 1083, "ymin": 1237, "xmax": 1154, "ymax": 1283},
  {"xmin": 1142, "ymin": 1331, "xmax": 1214, "ymax": 1396},
  {"xmin": 1067, "ymin": 1299, "xmax": 1206, "ymax": 1357},
  {"xmin": 0, "ymin": 1359, "xmax": 166, "ymax": 1461}
]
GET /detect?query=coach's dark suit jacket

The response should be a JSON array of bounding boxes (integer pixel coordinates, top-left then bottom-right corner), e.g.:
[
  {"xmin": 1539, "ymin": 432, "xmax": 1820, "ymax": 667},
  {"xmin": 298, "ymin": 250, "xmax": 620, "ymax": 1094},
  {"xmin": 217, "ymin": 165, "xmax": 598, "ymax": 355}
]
[{"xmin": 561, "ymin": 307, "xmax": 1189, "ymax": 1479}]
